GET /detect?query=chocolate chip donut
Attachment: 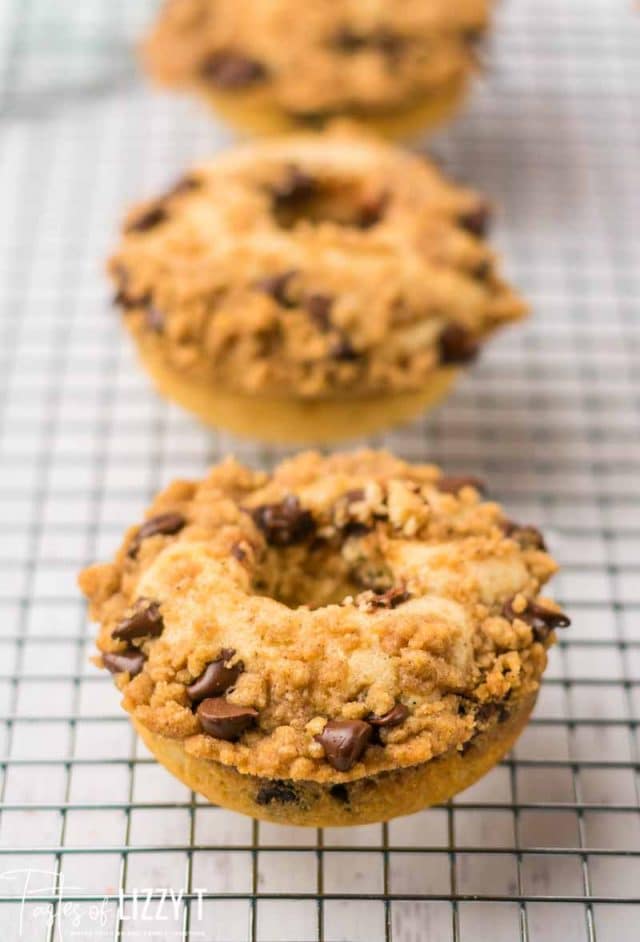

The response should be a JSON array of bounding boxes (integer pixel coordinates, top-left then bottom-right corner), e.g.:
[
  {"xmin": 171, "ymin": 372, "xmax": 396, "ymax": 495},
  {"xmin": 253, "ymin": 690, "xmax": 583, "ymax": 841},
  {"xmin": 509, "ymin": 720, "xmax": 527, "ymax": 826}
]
[
  {"xmin": 79, "ymin": 450, "xmax": 569, "ymax": 827},
  {"xmin": 141, "ymin": 0, "xmax": 493, "ymax": 137},
  {"xmin": 109, "ymin": 129, "xmax": 527, "ymax": 443}
]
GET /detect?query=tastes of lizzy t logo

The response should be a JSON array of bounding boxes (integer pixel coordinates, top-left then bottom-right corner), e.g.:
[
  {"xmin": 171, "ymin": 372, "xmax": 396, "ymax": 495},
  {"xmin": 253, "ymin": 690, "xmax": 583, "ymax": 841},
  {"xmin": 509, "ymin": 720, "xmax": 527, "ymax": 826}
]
[{"xmin": 0, "ymin": 869, "xmax": 207, "ymax": 939}]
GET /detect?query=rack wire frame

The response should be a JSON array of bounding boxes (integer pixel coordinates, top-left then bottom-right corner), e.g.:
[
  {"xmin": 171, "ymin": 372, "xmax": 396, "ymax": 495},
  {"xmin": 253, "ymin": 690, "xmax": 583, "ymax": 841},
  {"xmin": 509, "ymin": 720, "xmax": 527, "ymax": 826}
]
[{"xmin": 0, "ymin": 0, "xmax": 639, "ymax": 939}]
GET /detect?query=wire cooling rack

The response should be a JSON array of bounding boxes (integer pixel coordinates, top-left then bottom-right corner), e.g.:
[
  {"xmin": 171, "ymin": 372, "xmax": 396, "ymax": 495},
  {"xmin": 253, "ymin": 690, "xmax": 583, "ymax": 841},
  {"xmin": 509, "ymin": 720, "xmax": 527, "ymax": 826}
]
[{"xmin": 1, "ymin": 0, "xmax": 639, "ymax": 939}]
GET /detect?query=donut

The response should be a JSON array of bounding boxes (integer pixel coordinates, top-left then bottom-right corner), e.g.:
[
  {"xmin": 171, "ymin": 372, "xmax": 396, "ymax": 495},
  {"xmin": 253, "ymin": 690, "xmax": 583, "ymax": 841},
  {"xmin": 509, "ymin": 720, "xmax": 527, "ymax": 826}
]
[
  {"xmin": 79, "ymin": 450, "xmax": 569, "ymax": 827},
  {"xmin": 109, "ymin": 129, "xmax": 527, "ymax": 443},
  {"xmin": 141, "ymin": 0, "xmax": 493, "ymax": 138}
]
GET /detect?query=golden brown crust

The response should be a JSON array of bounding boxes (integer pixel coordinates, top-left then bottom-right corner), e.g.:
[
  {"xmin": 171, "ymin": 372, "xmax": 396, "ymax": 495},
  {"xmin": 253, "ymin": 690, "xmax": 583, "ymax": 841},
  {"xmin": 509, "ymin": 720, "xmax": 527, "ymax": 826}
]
[
  {"xmin": 134, "ymin": 339, "xmax": 460, "ymax": 443},
  {"xmin": 79, "ymin": 451, "xmax": 566, "ymax": 785},
  {"xmin": 141, "ymin": 0, "xmax": 492, "ymax": 123},
  {"xmin": 134, "ymin": 692, "xmax": 536, "ymax": 826},
  {"xmin": 109, "ymin": 130, "xmax": 527, "ymax": 401},
  {"xmin": 181, "ymin": 73, "xmax": 470, "ymax": 141}
]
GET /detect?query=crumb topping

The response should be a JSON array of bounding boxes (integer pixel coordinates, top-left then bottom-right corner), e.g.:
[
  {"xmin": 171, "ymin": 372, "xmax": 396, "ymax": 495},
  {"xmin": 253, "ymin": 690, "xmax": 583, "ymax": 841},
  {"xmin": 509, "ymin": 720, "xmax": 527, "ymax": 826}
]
[
  {"xmin": 109, "ymin": 131, "xmax": 527, "ymax": 400},
  {"xmin": 79, "ymin": 451, "xmax": 566, "ymax": 783},
  {"xmin": 142, "ymin": 0, "xmax": 493, "ymax": 118}
]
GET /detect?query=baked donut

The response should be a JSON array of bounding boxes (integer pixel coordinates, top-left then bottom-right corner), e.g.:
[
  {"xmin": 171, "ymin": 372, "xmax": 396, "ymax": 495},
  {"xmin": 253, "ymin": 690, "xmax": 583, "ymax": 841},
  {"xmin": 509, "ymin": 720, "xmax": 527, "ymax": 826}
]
[
  {"xmin": 141, "ymin": 0, "xmax": 493, "ymax": 138},
  {"xmin": 109, "ymin": 130, "xmax": 527, "ymax": 443},
  {"xmin": 79, "ymin": 451, "xmax": 569, "ymax": 827}
]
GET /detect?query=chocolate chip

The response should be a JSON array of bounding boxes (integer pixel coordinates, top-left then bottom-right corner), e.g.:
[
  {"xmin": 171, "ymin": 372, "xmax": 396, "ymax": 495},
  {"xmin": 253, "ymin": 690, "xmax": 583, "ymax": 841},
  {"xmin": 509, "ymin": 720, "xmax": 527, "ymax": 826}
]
[
  {"xmin": 368, "ymin": 703, "xmax": 409, "ymax": 727},
  {"xmin": 438, "ymin": 323, "xmax": 480, "ymax": 365},
  {"xmin": 103, "ymin": 648, "xmax": 145, "ymax": 677},
  {"xmin": 187, "ymin": 650, "xmax": 243, "ymax": 702},
  {"xmin": 290, "ymin": 108, "xmax": 335, "ymax": 127},
  {"xmin": 231, "ymin": 543, "xmax": 247, "ymax": 562},
  {"xmin": 145, "ymin": 305, "xmax": 165, "ymax": 333},
  {"xmin": 503, "ymin": 597, "xmax": 571, "ymax": 642},
  {"xmin": 357, "ymin": 191, "xmax": 388, "ymax": 229},
  {"xmin": 305, "ymin": 294, "xmax": 333, "ymax": 332},
  {"xmin": 334, "ymin": 28, "xmax": 368, "ymax": 53},
  {"xmin": 367, "ymin": 587, "xmax": 411, "ymax": 610},
  {"xmin": 168, "ymin": 174, "xmax": 201, "ymax": 197},
  {"xmin": 197, "ymin": 697, "xmax": 258, "ymax": 741},
  {"xmin": 531, "ymin": 602, "xmax": 571, "ymax": 629},
  {"xmin": 128, "ymin": 512, "xmax": 186, "ymax": 558},
  {"xmin": 200, "ymin": 51, "xmax": 266, "ymax": 89},
  {"xmin": 502, "ymin": 520, "xmax": 547, "ymax": 551},
  {"xmin": 461, "ymin": 700, "xmax": 509, "ymax": 753},
  {"xmin": 251, "ymin": 495, "xmax": 316, "ymax": 546},
  {"xmin": 458, "ymin": 202, "xmax": 491, "ymax": 237},
  {"xmin": 138, "ymin": 512, "xmax": 185, "ymax": 540},
  {"xmin": 112, "ymin": 599, "xmax": 164, "ymax": 642},
  {"xmin": 124, "ymin": 177, "xmax": 199, "ymax": 237},
  {"xmin": 463, "ymin": 28, "xmax": 484, "ymax": 47},
  {"xmin": 112, "ymin": 266, "xmax": 151, "ymax": 310},
  {"xmin": 126, "ymin": 205, "xmax": 168, "ymax": 234},
  {"xmin": 330, "ymin": 335, "xmax": 360, "ymax": 362},
  {"xmin": 329, "ymin": 783, "xmax": 349, "ymax": 803},
  {"xmin": 507, "ymin": 598, "xmax": 571, "ymax": 629},
  {"xmin": 475, "ymin": 702, "xmax": 509, "ymax": 725},
  {"xmin": 256, "ymin": 780, "xmax": 298, "ymax": 806},
  {"xmin": 375, "ymin": 28, "xmax": 404, "ymax": 59},
  {"xmin": 463, "ymin": 29, "xmax": 487, "ymax": 68},
  {"xmin": 334, "ymin": 27, "xmax": 404, "ymax": 59},
  {"xmin": 342, "ymin": 521, "xmax": 371, "ymax": 539},
  {"xmin": 475, "ymin": 702, "xmax": 496, "ymax": 724},
  {"xmin": 271, "ymin": 167, "xmax": 381, "ymax": 232},
  {"xmin": 436, "ymin": 475, "xmax": 486, "ymax": 496},
  {"xmin": 472, "ymin": 259, "xmax": 491, "ymax": 281},
  {"xmin": 114, "ymin": 288, "xmax": 151, "ymax": 310},
  {"xmin": 315, "ymin": 719, "xmax": 373, "ymax": 772},
  {"xmin": 457, "ymin": 698, "xmax": 471, "ymax": 717},
  {"xmin": 272, "ymin": 165, "xmax": 316, "ymax": 205},
  {"xmin": 254, "ymin": 270, "xmax": 297, "ymax": 308}
]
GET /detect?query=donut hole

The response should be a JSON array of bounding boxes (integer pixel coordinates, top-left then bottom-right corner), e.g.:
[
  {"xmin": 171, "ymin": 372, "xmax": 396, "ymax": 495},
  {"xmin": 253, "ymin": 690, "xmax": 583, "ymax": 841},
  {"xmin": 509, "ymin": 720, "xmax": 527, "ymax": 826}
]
[
  {"xmin": 271, "ymin": 170, "xmax": 387, "ymax": 232},
  {"xmin": 251, "ymin": 542, "xmax": 393, "ymax": 610}
]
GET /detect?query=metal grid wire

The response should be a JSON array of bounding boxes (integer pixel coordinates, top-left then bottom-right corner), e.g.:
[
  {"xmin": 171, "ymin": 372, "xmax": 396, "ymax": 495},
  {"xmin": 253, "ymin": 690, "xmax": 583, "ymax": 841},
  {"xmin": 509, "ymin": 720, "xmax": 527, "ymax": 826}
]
[{"xmin": 0, "ymin": 0, "xmax": 639, "ymax": 939}]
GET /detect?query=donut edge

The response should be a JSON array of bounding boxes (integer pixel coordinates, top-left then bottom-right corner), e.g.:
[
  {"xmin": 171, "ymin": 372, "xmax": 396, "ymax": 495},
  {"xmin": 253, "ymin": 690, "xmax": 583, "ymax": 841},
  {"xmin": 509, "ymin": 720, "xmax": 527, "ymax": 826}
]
[
  {"xmin": 132, "ymin": 691, "xmax": 537, "ymax": 827},
  {"xmin": 134, "ymin": 337, "xmax": 459, "ymax": 443},
  {"xmin": 184, "ymin": 73, "xmax": 470, "ymax": 140}
]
